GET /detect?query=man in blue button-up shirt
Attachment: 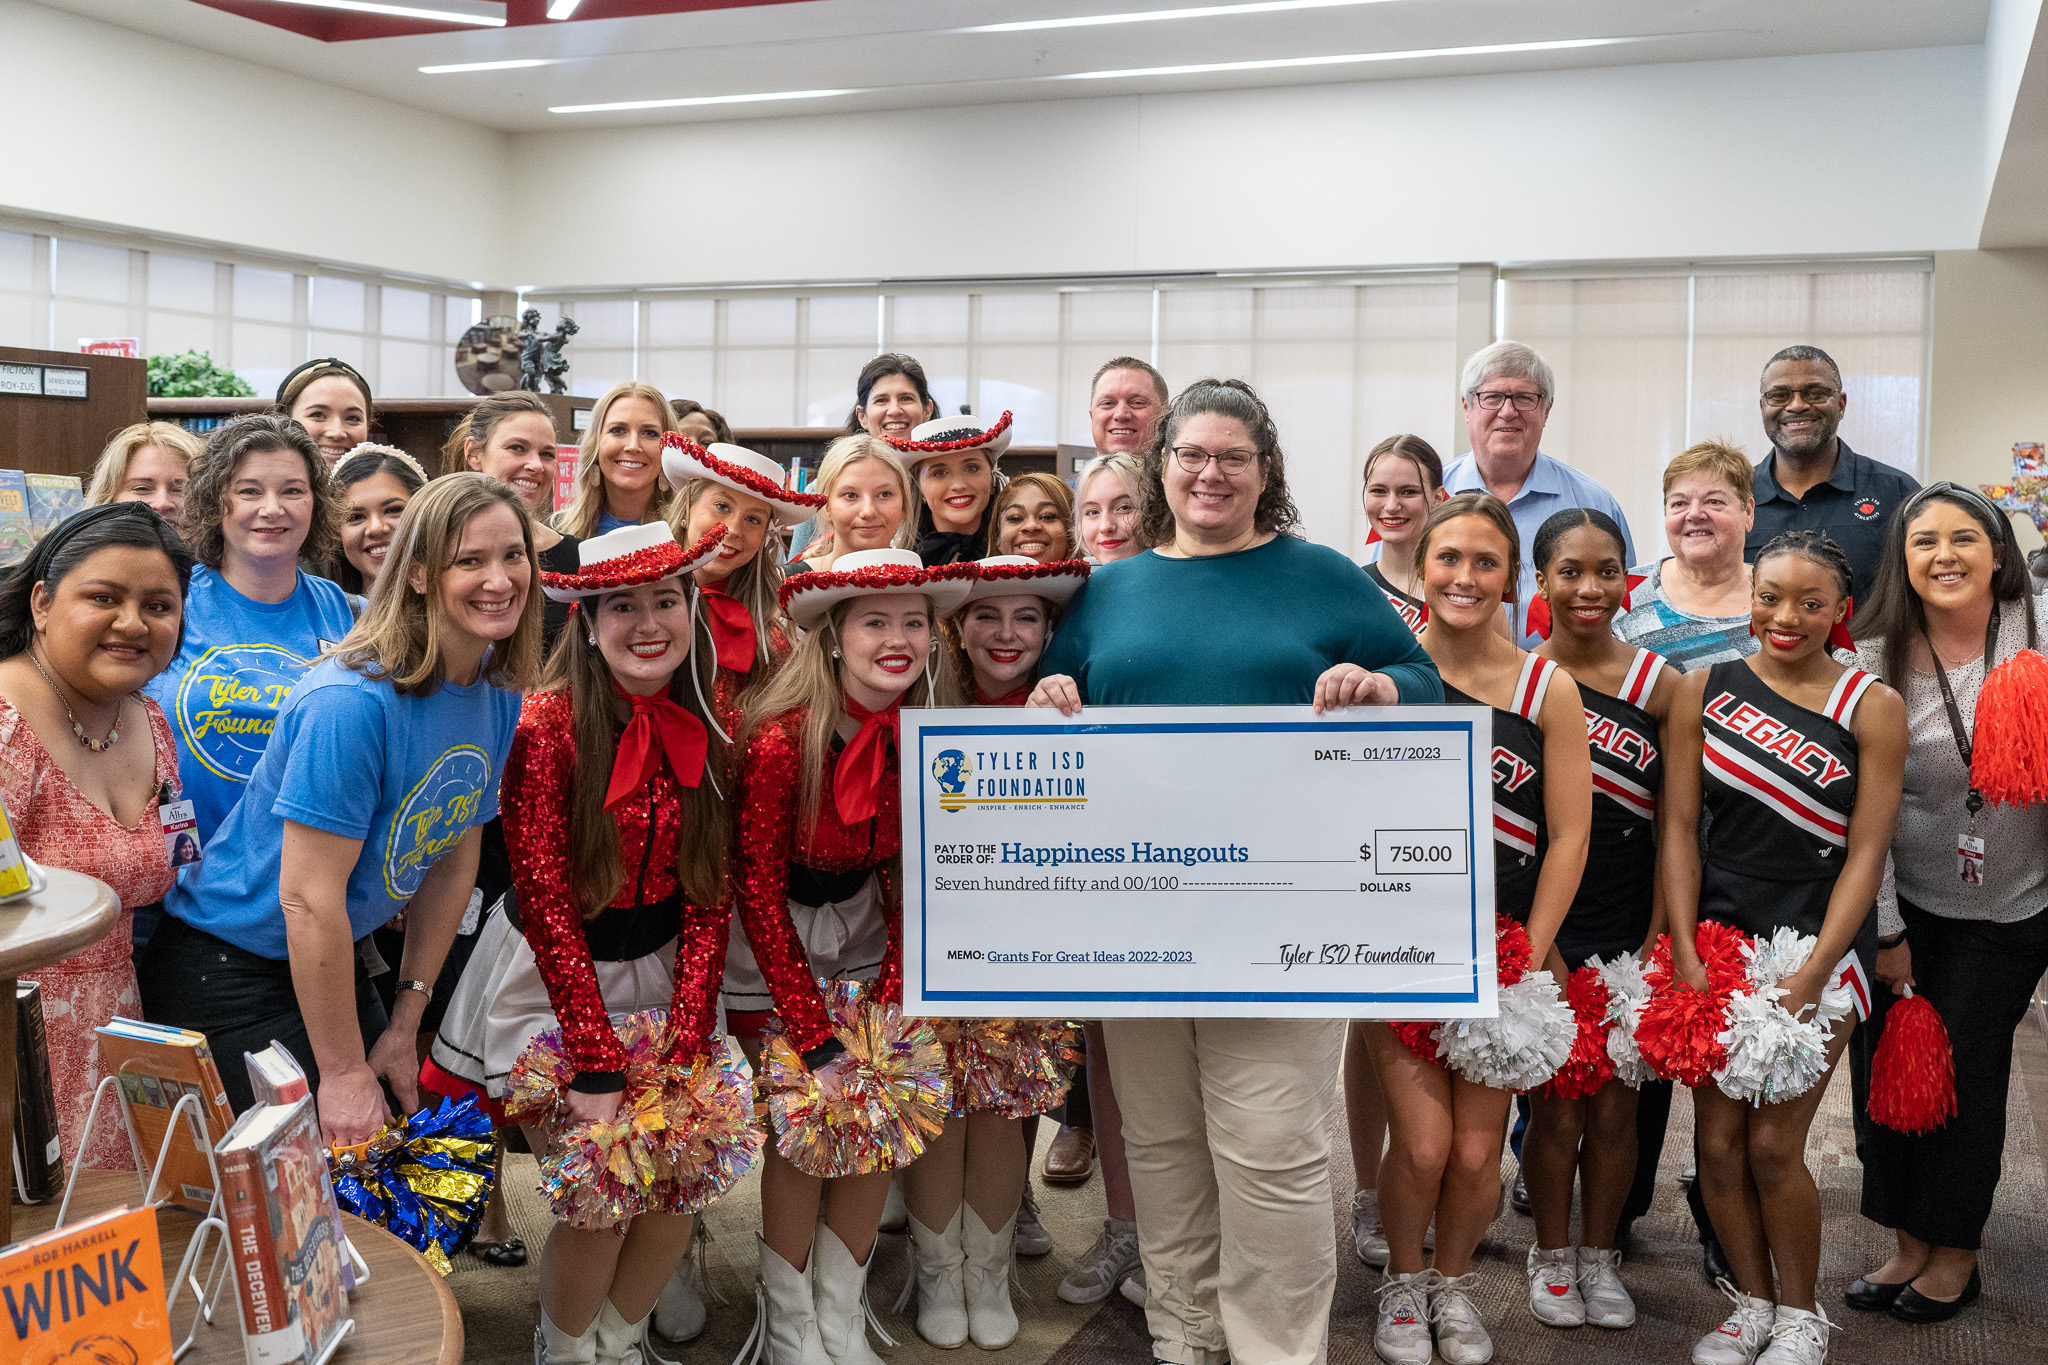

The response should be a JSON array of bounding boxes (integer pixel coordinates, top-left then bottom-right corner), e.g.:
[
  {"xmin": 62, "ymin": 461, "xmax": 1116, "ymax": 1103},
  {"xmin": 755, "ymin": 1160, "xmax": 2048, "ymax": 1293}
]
[{"xmin": 1442, "ymin": 340, "xmax": 1636, "ymax": 645}]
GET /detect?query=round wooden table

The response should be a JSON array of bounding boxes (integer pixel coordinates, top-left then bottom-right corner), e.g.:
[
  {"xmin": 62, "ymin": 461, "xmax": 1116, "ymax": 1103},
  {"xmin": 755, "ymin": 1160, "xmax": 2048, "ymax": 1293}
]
[
  {"xmin": 13, "ymin": 1170, "xmax": 464, "ymax": 1365},
  {"xmin": 0, "ymin": 864, "xmax": 117, "ymax": 1244}
]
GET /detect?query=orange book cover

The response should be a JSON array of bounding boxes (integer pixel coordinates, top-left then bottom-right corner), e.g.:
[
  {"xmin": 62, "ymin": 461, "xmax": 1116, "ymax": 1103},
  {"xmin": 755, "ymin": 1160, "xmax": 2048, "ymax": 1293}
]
[
  {"xmin": 93, "ymin": 1020, "xmax": 235, "ymax": 1215},
  {"xmin": 0, "ymin": 1204, "xmax": 174, "ymax": 1365},
  {"xmin": 216, "ymin": 1099, "xmax": 348, "ymax": 1365}
]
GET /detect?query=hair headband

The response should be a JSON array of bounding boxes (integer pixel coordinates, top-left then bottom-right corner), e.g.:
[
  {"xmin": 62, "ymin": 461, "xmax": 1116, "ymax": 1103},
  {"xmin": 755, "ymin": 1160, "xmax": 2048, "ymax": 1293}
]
[
  {"xmin": 276, "ymin": 357, "xmax": 372, "ymax": 406},
  {"xmin": 32, "ymin": 501, "xmax": 163, "ymax": 573},
  {"xmin": 1902, "ymin": 480, "xmax": 2010, "ymax": 529},
  {"xmin": 336, "ymin": 442, "xmax": 429, "ymax": 484}
]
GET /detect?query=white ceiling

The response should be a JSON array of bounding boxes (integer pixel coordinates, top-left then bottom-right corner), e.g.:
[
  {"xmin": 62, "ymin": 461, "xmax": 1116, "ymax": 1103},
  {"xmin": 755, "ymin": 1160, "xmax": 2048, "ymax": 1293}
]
[{"xmin": 36, "ymin": 0, "xmax": 1991, "ymax": 132}]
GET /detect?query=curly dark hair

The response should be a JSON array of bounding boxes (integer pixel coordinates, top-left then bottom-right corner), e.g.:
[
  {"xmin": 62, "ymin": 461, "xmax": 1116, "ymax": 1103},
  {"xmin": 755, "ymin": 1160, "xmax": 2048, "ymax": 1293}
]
[
  {"xmin": 1136, "ymin": 378, "xmax": 1300, "ymax": 549},
  {"xmin": 179, "ymin": 414, "xmax": 343, "ymax": 572}
]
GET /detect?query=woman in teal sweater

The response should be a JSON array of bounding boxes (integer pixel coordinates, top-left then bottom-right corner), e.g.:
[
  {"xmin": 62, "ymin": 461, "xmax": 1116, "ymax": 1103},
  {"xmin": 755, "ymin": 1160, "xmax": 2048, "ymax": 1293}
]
[{"xmin": 1034, "ymin": 378, "xmax": 1439, "ymax": 1365}]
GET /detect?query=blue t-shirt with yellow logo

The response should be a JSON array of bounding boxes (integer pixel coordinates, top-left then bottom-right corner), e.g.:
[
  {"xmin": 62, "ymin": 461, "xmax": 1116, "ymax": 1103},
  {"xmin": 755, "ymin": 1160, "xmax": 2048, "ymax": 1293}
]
[
  {"xmin": 143, "ymin": 565, "xmax": 357, "ymax": 844},
  {"xmin": 163, "ymin": 658, "xmax": 520, "ymax": 960}
]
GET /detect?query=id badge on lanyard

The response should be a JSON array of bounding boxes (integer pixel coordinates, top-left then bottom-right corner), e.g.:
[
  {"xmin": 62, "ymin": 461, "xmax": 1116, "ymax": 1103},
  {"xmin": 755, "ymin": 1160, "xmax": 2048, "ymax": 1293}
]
[
  {"xmin": 1926, "ymin": 607, "xmax": 2000, "ymax": 888},
  {"xmin": 158, "ymin": 779, "xmax": 201, "ymax": 869}
]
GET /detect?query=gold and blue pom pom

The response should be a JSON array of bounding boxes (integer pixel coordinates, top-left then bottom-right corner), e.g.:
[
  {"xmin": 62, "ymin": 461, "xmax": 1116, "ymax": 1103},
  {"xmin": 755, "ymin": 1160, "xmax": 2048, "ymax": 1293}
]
[
  {"xmin": 329, "ymin": 1093, "xmax": 498, "ymax": 1275},
  {"xmin": 506, "ymin": 1009, "xmax": 760, "ymax": 1232},
  {"xmin": 761, "ymin": 980, "xmax": 951, "ymax": 1178}
]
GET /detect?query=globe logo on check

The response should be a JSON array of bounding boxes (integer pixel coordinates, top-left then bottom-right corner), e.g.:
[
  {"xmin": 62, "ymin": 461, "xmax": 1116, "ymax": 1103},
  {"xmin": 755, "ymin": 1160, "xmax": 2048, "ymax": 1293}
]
[{"xmin": 934, "ymin": 750, "xmax": 972, "ymax": 811}]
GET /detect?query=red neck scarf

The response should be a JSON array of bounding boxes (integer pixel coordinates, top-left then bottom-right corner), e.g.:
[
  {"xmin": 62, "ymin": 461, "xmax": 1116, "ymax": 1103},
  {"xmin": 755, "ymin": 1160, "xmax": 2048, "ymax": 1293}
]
[
  {"xmin": 606, "ymin": 683, "xmax": 708, "ymax": 810},
  {"xmin": 834, "ymin": 694, "xmax": 903, "ymax": 826},
  {"xmin": 702, "ymin": 583, "xmax": 757, "ymax": 673}
]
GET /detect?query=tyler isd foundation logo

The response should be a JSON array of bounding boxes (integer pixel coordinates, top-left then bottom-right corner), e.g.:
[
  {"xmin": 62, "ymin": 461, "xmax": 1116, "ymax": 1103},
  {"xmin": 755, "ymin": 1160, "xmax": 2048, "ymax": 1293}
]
[{"xmin": 934, "ymin": 750, "xmax": 972, "ymax": 812}]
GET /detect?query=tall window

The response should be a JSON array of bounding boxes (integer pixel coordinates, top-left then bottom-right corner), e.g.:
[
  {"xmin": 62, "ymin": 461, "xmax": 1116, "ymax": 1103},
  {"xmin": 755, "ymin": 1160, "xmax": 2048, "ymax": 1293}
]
[
  {"xmin": 0, "ymin": 225, "xmax": 482, "ymax": 401},
  {"xmin": 1502, "ymin": 265, "xmax": 1930, "ymax": 560}
]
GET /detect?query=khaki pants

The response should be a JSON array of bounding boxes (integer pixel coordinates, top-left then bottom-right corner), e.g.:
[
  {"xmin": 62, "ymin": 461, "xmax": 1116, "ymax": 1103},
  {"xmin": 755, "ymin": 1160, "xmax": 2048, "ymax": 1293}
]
[{"xmin": 1104, "ymin": 1017, "xmax": 1344, "ymax": 1365}]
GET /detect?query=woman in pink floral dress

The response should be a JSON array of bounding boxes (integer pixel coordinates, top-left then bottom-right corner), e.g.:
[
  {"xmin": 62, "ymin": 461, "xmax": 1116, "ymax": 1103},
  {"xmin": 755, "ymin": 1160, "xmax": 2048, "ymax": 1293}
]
[{"xmin": 0, "ymin": 504, "xmax": 193, "ymax": 1170}]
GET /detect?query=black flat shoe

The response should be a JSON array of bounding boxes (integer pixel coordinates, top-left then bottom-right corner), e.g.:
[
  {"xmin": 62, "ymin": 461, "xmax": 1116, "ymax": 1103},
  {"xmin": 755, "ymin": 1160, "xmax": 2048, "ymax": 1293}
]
[
  {"xmin": 1892, "ymin": 1268, "xmax": 1981, "ymax": 1324},
  {"xmin": 1701, "ymin": 1234, "xmax": 1731, "ymax": 1287},
  {"xmin": 1510, "ymin": 1168, "xmax": 1530, "ymax": 1215},
  {"xmin": 1844, "ymin": 1277, "xmax": 1909, "ymax": 1312}
]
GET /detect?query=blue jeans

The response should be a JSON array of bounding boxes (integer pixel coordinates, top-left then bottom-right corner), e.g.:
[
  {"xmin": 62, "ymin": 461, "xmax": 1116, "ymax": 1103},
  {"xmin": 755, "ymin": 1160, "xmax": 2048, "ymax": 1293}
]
[{"xmin": 139, "ymin": 914, "xmax": 389, "ymax": 1114}]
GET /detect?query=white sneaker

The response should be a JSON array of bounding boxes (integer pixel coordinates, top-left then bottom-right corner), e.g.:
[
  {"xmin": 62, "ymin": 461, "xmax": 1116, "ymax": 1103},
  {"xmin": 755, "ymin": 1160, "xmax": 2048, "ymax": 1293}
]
[
  {"xmin": 1372, "ymin": 1270, "xmax": 1435, "ymax": 1365},
  {"xmin": 1575, "ymin": 1246, "xmax": 1635, "ymax": 1329},
  {"xmin": 1525, "ymin": 1245, "xmax": 1584, "ymax": 1327},
  {"xmin": 1352, "ymin": 1189, "xmax": 1389, "ymax": 1268},
  {"xmin": 1755, "ymin": 1305, "xmax": 1836, "ymax": 1365},
  {"xmin": 1429, "ymin": 1271, "xmax": 1494, "ymax": 1364},
  {"xmin": 1118, "ymin": 1265, "xmax": 1147, "ymax": 1308},
  {"xmin": 1013, "ymin": 1185, "xmax": 1052, "ymax": 1257},
  {"xmin": 1057, "ymin": 1218, "xmax": 1139, "ymax": 1305},
  {"xmin": 1692, "ymin": 1279, "xmax": 1776, "ymax": 1365}
]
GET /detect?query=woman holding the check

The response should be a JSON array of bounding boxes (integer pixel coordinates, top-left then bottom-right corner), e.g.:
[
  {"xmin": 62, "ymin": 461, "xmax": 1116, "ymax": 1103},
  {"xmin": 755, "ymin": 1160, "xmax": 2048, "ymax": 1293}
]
[{"xmin": 1031, "ymin": 377, "xmax": 1440, "ymax": 1365}]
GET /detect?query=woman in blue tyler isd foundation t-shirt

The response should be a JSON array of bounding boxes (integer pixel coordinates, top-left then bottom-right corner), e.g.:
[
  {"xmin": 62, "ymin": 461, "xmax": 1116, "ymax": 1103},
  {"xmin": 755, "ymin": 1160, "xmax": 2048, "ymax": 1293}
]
[
  {"xmin": 142, "ymin": 474, "xmax": 543, "ymax": 1143},
  {"xmin": 137, "ymin": 416, "xmax": 355, "ymax": 959}
]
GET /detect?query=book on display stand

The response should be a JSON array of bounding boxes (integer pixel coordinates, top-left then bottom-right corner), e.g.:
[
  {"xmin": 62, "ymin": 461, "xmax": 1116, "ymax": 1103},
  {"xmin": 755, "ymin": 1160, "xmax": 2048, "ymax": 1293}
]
[
  {"xmin": 91, "ymin": 1019, "xmax": 236, "ymax": 1217},
  {"xmin": 13, "ymin": 981, "xmax": 63, "ymax": 1204},
  {"xmin": 0, "ymin": 1203, "xmax": 177, "ymax": 1365},
  {"xmin": 214, "ymin": 1097, "xmax": 353, "ymax": 1365}
]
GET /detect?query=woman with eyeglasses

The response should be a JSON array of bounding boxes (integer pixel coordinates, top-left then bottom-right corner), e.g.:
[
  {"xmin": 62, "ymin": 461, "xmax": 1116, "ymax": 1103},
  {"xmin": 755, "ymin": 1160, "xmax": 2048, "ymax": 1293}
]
[
  {"xmin": 1843, "ymin": 483, "xmax": 2048, "ymax": 1327},
  {"xmin": 1034, "ymin": 378, "xmax": 1440, "ymax": 1365}
]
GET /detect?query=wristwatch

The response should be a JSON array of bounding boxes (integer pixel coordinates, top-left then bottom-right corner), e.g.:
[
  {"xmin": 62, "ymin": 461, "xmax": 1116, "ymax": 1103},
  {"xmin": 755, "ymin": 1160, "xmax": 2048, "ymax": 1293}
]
[{"xmin": 396, "ymin": 978, "xmax": 433, "ymax": 1003}]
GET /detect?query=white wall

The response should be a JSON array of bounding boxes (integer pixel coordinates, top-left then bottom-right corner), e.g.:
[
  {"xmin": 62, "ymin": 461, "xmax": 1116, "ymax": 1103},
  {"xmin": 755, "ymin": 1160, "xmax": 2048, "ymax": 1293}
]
[
  {"xmin": 509, "ymin": 46, "xmax": 1986, "ymax": 289},
  {"xmin": 0, "ymin": 0, "xmax": 512, "ymax": 286}
]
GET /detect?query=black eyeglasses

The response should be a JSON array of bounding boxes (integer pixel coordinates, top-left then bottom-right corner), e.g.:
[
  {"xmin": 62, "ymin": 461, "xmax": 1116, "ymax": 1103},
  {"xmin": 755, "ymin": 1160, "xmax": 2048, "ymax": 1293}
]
[
  {"xmin": 1470, "ymin": 391, "xmax": 1545, "ymax": 412},
  {"xmin": 1761, "ymin": 385, "xmax": 1841, "ymax": 408},
  {"xmin": 1170, "ymin": 446, "xmax": 1258, "ymax": 474}
]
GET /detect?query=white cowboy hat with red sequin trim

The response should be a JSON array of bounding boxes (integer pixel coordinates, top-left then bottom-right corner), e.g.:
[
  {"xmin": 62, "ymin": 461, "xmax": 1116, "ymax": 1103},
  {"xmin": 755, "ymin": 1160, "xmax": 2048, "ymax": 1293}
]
[
  {"xmin": 540, "ymin": 522, "xmax": 727, "ymax": 602},
  {"xmin": 779, "ymin": 548, "xmax": 979, "ymax": 628},
  {"xmin": 659, "ymin": 435, "xmax": 827, "ymax": 527},
  {"xmin": 961, "ymin": 554, "xmax": 1090, "ymax": 608},
  {"xmin": 885, "ymin": 411, "xmax": 1014, "ymax": 470}
]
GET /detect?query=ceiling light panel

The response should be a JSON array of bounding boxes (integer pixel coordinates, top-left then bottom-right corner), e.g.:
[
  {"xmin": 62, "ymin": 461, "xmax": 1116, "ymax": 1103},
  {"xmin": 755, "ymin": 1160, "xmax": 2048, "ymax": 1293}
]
[
  {"xmin": 545, "ymin": 0, "xmax": 583, "ymax": 17},
  {"xmin": 956, "ymin": 1, "xmax": 1402, "ymax": 34},
  {"xmin": 550, "ymin": 88, "xmax": 864, "ymax": 114},
  {"xmin": 262, "ymin": 0, "xmax": 505, "ymax": 25},
  {"xmin": 1051, "ymin": 37, "xmax": 1645, "ymax": 80},
  {"xmin": 420, "ymin": 58, "xmax": 557, "ymax": 74}
]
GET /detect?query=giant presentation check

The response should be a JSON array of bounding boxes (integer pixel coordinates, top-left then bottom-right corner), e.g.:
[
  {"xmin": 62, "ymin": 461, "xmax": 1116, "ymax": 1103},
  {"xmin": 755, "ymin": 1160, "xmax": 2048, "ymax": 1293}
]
[{"xmin": 900, "ymin": 705, "xmax": 1497, "ymax": 1019}]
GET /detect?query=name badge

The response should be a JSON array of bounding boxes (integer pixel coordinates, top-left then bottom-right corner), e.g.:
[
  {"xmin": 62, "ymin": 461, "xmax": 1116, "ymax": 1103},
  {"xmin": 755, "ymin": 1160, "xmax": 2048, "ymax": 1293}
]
[
  {"xmin": 161, "ymin": 798, "xmax": 201, "ymax": 868},
  {"xmin": 1958, "ymin": 832, "xmax": 1985, "ymax": 886}
]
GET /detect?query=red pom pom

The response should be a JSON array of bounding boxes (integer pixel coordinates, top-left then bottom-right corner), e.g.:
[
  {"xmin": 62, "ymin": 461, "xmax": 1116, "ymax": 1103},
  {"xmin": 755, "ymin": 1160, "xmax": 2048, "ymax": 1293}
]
[
  {"xmin": 1869, "ymin": 991, "xmax": 1957, "ymax": 1135},
  {"xmin": 1635, "ymin": 923, "xmax": 1752, "ymax": 1088},
  {"xmin": 1393, "ymin": 915, "xmax": 1534, "ymax": 1069},
  {"xmin": 1542, "ymin": 964, "xmax": 1616, "ymax": 1100},
  {"xmin": 1970, "ymin": 648, "xmax": 2048, "ymax": 809}
]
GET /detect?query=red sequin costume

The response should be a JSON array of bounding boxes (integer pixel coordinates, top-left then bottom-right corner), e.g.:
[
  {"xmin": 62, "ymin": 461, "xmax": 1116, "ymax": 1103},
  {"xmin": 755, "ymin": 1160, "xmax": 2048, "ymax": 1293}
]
[
  {"xmin": 736, "ymin": 706, "xmax": 900, "ymax": 1053},
  {"xmin": 711, "ymin": 621, "xmax": 789, "ymax": 739},
  {"xmin": 502, "ymin": 690, "xmax": 728, "ymax": 1079}
]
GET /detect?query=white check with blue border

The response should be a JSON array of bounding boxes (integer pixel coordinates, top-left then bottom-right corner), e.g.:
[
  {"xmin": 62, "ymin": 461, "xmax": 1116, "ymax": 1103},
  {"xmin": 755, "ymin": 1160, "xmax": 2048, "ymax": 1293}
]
[{"xmin": 900, "ymin": 704, "xmax": 1498, "ymax": 1018}]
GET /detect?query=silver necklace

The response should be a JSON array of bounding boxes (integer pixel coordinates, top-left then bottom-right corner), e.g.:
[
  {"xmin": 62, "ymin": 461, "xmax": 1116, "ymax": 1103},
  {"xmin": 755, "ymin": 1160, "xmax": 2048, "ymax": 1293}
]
[{"xmin": 27, "ymin": 651, "xmax": 121, "ymax": 752}]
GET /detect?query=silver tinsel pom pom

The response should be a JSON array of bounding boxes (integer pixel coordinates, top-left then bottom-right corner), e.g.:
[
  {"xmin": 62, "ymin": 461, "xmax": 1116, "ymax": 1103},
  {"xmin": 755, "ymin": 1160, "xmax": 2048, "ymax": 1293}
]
[
  {"xmin": 1438, "ymin": 969, "xmax": 1576, "ymax": 1093},
  {"xmin": 1591, "ymin": 951, "xmax": 1656, "ymax": 1089}
]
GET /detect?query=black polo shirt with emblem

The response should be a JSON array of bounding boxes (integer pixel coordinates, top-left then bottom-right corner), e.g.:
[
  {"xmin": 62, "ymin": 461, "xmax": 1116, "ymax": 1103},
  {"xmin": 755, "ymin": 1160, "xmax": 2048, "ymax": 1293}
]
[{"xmin": 1747, "ymin": 440, "xmax": 1921, "ymax": 606}]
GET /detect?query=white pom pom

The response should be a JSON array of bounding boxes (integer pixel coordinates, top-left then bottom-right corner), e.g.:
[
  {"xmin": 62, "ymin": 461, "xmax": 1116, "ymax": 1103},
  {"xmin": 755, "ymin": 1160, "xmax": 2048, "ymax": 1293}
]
[
  {"xmin": 1438, "ymin": 969, "xmax": 1576, "ymax": 1092},
  {"xmin": 1743, "ymin": 926, "xmax": 1815, "ymax": 989},
  {"xmin": 1591, "ymin": 951, "xmax": 1656, "ymax": 1088},
  {"xmin": 1714, "ymin": 981, "xmax": 1833, "ymax": 1105}
]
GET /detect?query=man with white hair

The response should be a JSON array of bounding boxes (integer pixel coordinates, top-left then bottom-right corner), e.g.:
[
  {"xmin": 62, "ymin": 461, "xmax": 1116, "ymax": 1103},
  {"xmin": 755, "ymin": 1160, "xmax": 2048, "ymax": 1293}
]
[{"xmin": 1443, "ymin": 341, "xmax": 1635, "ymax": 645}]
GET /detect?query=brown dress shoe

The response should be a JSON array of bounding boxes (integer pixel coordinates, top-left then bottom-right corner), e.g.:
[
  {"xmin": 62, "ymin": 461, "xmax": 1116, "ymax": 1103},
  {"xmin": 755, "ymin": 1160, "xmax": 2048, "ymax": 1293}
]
[{"xmin": 1042, "ymin": 1124, "xmax": 1096, "ymax": 1184}]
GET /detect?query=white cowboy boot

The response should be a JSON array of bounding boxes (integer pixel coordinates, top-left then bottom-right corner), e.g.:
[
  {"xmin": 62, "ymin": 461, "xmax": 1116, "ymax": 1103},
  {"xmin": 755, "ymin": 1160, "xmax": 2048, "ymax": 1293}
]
[
  {"xmin": 653, "ymin": 1227, "xmax": 711, "ymax": 1343},
  {"xmin": 742, "ymin": 1236, "xmax": 830, "ymax": 1365},
  {"xmin": 593, "ymin": 1300, "xmax": 651, "ymax": 1365},
  {"xmin": 902, "ymin": 1209, "xmax": 968, "ymax": 1348},
  {"xmin": 534, "ymin": 1307, "xmax": 600, "ymax": 1365},
  {"xmin": 961, "ymin": 1208, "xmax": 1019, "ymax": 1350},
  {"xmin": 812, "ymin": 1224, "xmax": 890, "ymax": 1365}
]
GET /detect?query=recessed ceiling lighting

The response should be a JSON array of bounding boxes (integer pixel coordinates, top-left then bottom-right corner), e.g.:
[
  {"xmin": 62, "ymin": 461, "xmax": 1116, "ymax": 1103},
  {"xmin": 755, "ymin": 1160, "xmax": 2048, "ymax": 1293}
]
[
  {"xmin": 956, "ymin": 1, "xmax": 1398, "ymax": 34},
  {"xmin": 262, "ymin": 0, "xmax": 504, "ymax": 26},
  {"xmin": 545, "ymin": 0, "xmax": 583, "ymax": 17},
  {"xmin": 1050, "ymin": 36, "xmax": 1644, "ymax": 79},
  {"xmin": 550, "ymin": 88, "xmax": 864, "ymax": 114},
  {"xmin": 419, "ymin": 58, "xmax": 556, "ymax": 74}
]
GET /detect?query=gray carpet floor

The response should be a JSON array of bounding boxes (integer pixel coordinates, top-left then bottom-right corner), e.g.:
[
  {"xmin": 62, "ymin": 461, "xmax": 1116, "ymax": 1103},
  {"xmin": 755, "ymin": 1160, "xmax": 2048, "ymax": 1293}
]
[{"xmin": 450, "ymin": 1020, "xmax": 2048, "ymax": 1365}]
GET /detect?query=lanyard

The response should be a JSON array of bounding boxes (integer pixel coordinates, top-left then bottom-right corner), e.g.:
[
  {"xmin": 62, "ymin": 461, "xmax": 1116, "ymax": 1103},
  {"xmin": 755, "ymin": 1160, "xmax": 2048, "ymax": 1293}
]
[{"xmin": 1922, "ymin": 602, "xmax": 2001, "ymax": 821}]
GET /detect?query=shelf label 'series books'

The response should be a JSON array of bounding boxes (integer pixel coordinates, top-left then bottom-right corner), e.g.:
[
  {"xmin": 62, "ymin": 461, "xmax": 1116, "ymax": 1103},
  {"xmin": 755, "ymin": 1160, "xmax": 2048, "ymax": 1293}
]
[{"xmin": 0, "ymin": 1204, "xmax": 175, "ymax": 1365}]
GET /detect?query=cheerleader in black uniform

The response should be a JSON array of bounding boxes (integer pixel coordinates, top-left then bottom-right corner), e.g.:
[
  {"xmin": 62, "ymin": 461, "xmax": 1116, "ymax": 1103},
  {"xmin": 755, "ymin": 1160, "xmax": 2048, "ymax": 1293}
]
[
  {"xmin": 1365, "ymin": 492, "xmax": 1591, "ymax": 1365},
  {"xmin": 1524, "ymin": 508, "xmax": 1676, "ymax": 1333},
  {"xmin": 1664, "ymin": 530, "xmax": 1904, "ymax": 1365}
]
